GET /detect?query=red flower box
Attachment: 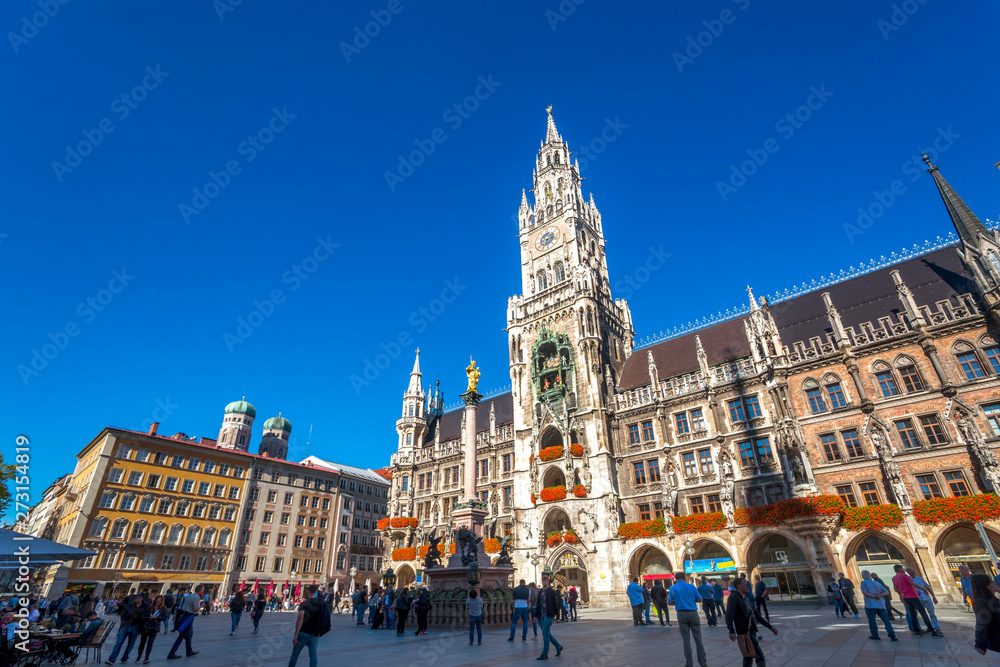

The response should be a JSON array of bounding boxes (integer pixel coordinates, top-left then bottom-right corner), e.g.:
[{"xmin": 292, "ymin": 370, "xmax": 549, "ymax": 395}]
[
  {"xmin": 539, "ymin": 486, "xmax": 567, "ymax": 502},
  {"xmin": 913, "ymin": 493, "xmax": 1000, "ymax": 524},
  {"xmin": 377, "ymin": 518, "xmax": 390, "ymax": 530},
  {"xmin": 617, "ymin": 518, "xmax": 667, "ymax": 539},
  {"xmin": 392, "ymin": 547, "xmax": 416, "ymax": 561},
  {"xmin": 546, "ymin": 532, "xmax": 562, "ymax": 547},
  {"xmin": 484, "ymin": 538, "xmax": 501, "ymax": 553},
  {"xmin": 539, "ymin": 446, "xmax": 563, "ymax": 462},
  {"xmin": 530, "ymin": 494, "xmax": 537, "ymax": 504},
  {"xmin": 570, "ymin": 443, "xmax": 584, "ymax": 457},
  {"xmin": 734, "ymin": 495, "xmax": 845, "ymax": 526},
  {"xmin": 389, "ymin": 517, "xmax": 418, "ymax": 529},
  {"xmin": 562, "ymin": 530, "xmax": 580, "ymax": 544},
  {"xmin": 672, "ymin": 512, "xmax": 727, "ymax": 534},
  {"xmin": 842, "ymin": 504, "xmax": 903, "ymax": 531},
  {"xmin": 573, "ymin": 484, "xmax": 587, "ymax": 498}
]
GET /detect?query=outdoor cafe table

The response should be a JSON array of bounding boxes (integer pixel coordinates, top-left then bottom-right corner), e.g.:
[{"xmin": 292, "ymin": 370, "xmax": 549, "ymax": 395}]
[{"xmin": 27, "ymin": 633, "xmax": 81, "ymax": 666}]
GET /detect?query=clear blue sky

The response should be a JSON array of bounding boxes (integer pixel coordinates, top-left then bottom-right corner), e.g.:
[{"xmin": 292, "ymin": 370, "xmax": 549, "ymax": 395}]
[{"xmin": 3, "ymin": 0, "xmax": 999, "ymax": 516}]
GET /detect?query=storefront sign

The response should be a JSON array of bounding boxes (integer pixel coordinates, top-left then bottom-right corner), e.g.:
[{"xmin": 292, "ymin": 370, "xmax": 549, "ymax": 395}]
[{"xmin": 684, "ymin": 558, "xmax": 736, "ymax": 574}]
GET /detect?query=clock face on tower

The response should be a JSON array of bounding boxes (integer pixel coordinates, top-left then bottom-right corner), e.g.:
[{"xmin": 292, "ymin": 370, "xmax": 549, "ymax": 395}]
[{"xmin": 535, "ymin": 226, "xmax": 560, "ymax": 251}]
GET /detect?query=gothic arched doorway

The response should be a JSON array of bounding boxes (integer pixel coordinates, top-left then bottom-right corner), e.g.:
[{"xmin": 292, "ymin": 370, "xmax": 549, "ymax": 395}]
[
  {"xmin": 630, "ymin": 544, "xmax": 673, "ymax": 587},
  {"xmin": 542, "ymin": 467, "xmax": 566, "ymax": 489},
  {"xmin": 395, "ymin": 564, "xmax": 415, "ymax": 589},
  {"xmin": 750, "ymin": 532, "xmax": 816, "ymax": 601},
  {"xmin": 846, "ymin": 532, "xmax": 917, "ymax": 586},
  {"xmin": 935, "ymin": 524, "xmax": 1000, "ymax": 586},
  {"xmin": 552, "ymin": 550, "xmax": 589, "ymax": 604},
  {"xmin": 684, "ymin": 539, "xmax": 736, "ymax": 581}
]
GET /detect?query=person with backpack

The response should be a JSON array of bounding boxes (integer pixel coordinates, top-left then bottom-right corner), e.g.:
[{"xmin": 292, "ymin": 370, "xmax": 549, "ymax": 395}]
[
  {"xmin": 228, "ymin": 590, "xmax": 246, "ymax": 636},
  {"xmin": 105, "ymin": 593, "xmax": 148, "ymax": 665},
  {"xmin": 414, "ymin": 587, "xmax": 431, "ymax": 636},
  {"xmin": 166, "ymin": 584, "xmax": 203, "ymax": 660},
  {"xmin": 382, "ymin": 585, "xmax": 396, "ymax": 630},
  {"xmin": 136, "ymin": 595, "xmax": 166, "ymax": 665},
  {"xmin": 353, "ymin": 587, "xmax": 367, "ymax": 625},
  {"xmin": 288, "ymin": 585, "xmax": 330, "ymax": 667},
  {"xmin": 251, "ymin": 593, "xmax": 267, "ymax": 634},
  {"xmin": 162, "ymin": 590, "xmax": 175, "ymax": 634}
]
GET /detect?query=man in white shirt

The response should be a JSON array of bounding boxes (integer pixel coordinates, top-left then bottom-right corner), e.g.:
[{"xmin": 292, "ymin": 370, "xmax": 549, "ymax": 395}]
[{"xmin": 859, "ymin": 570, "xmax": 896, "ymax": 641}]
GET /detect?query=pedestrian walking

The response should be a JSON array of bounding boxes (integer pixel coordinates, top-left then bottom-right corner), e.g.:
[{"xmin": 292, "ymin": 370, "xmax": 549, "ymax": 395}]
[
  {"xmin": 698, "ymin": 578, "xmax": 717, "ymax": 627},
  {"xmin": 559, "ymin": 586, "xmax": 569, "ymax": 622},
  {"xmin": 509, "ymin": 579, "xmax": 532, "ymax": 641},
  {"xmin": 627, "ymin": 578, "xmax": 645, "ymax": 625},
  {"xmin": 229, "ymin": 590, "xmax": 245, "ymax": 636},
  {"xmin": 972, "ymin": 573, "xmax": 1000, "ymax": 656},
  {"xmin": 383, "ymin": 585, "xmax": 396, "ymax": 630},
  {"xmin": 838, "ymin": 572, "xmax": 860, "ymax": 618},
  {"xmin": 535, "ymin": 577, "xmax": 563, "ymax": 660},
  {"xmin": 467, "ymin": 589, "xmax": 483, "ymax": 645},
  {"xmin": 161, "ymin": 590, "xmax": 175, "ymax": 634},
  {"xmin": 725, "ymin": 577, "xmax": 778, "ymax": 667},
  {"xmin": 753, "ymin": 575, "xmax": 770, "ymax": 622},
  {"xmin": 393, "ymin": 587, "xmax": 411, "ymax": 635},
  {"xmin": 136, "ymin": 595, "xmax": 165, "ymax": 665},
  {"xmin": 528, "ymin": 582, "xmax": 540, "ymax": 639},
  {"xmin": 650, "ymin": 580, "xmax": 671, "ymax": 626},
  {"xmin": 642, "ymin": 582, "xmax": 652, "ymax": 625},
  {"xmin": 353, "ymin": 587, "xmax": 367, "ymax": 625},
  {"xmin": 712, "ymin": 579, "xmax": 725, "ymax": 617},
  {"xmin": 891, "ymin": 564, "xmax": 938, "ymax": 636},
  {"xmin": 668, "ymin": 572, "xmax": 708, "ymax": 667},
  {"xmin": 959, "ymin": 565, "xmax": 974, "ymax": 610},
  {"xmin": 166, "ymin": 585, "xmax": 203, "ymax": 660},
  {"xmin": 871, "ymin": 573, "xmax": 901, "ymax": 620},
  {"xmin": 106, "ymin": 594, "xmax": 148, "ymax": 665},
  {"xmin": 200, "ymin": 591, "xmax": 211, "ymax": 616},
  {"xmin": 906, "ymin": 567, "xmax": 942, "ymax": 636},
  {"xmin": 827, "ymin": 576, "xmax": 845, "ymax": 618},
  {"xmin": 251, "ymin": 594, "xmax": 266, "ymax": 634},
  {"xmin": 288, "ymin": 585, "xmax": 330, "ymax": 667},
  {"xmin": 859, "ymin": 570, "xmax": 897, "ymax": 641},
  {"xmin": 568, "ymin": 586, "xmax": 578, "ymax": 621},
  {"xmin": 414, "ymin": 587, "xmax": 430, "ymax": 636}
]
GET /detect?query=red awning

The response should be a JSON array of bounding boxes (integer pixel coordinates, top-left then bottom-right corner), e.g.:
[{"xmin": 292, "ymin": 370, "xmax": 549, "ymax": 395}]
[{"xmin": 642, "ymin": 574, "xmax": 675, "ymax": 580}]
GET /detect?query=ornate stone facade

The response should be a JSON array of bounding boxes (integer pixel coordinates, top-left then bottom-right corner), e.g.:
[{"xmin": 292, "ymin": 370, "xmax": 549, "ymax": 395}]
[{"xmin": 384, "ymin": 110, "xmax": 1000, "ymax": 606}]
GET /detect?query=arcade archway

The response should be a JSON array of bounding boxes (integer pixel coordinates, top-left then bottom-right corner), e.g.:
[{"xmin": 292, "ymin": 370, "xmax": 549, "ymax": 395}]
[
  {"xmin": 750, "ymin": 532, "xmax": 816, "ymax": 601},
  {"xmin": 684, "ymin": 539, "xmax": 736, "ymax": 581},
  {"xmin": 395, "ymin": 564, "xmax": 415, "ymax": 589},
  {"xmin": 936, "ymin": 524, "xmax": 1000, "ymax": 585},
  {"xmin": 630, "ymin": 544, "xmax": 674, "ymax": 586},
  {"xmin": 551, "ymin": 549, "xmax": 589, "ymax": 603},
  {"xmin": 846, "ymin": 532, "xmax": 917, "ymax": 585}
]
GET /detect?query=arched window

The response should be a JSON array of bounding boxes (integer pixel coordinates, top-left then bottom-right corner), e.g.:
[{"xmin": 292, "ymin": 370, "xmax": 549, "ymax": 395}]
[
  {"xmin": 203, "ymin": 527, "xmax": 216, "ymax": 546},
  {"xmin": 110, "ymin": 518, "xmax": 129, "ymax": 540},
  {"xmin": 893, "ymin": 355, "xmax": 925, "ymax": 393},
  {"xmin": 803, "ymin": 378, "xmax": 826, "ymax": 414},
  {"xmin": 989, "ymin": 251, "xmax": 1000, "ymax": 276},
  {"xmin": 186, "ymin": 526, "xmax": 201, "ymax": 544},
  {"xmin": 167, "ymin": 524, "xmax": 183, "ymax": 544},
  {"xmin": 219, "ymin": 529, "xmax": 232, "ymax": 547},
  {"xmin": 150, "ymin": 523, "xmax": 165, "ymax": 543},
  {"xmin": 979, "ymin": 335, "xmax": 1000, "ymax": 375},
  {"xmin": 88, "ymin": 517, "xmax": 108, "ymax": 538},
  {"xmin": 554, "ymin": 262, "xmax": 565, "ymax": 283},
  {"xmin": 871, "ymin": 361, "xmax": 901, "ymax": 398},
  {"xmin": 547, "ymin": 156, "xmax": 552, "ymax": 166},
  {"xmin": 408, "ymin": 404, "xmax": 414, "ymax": 416},
  {"xmin": 537, "ymin": 271, "xmax": 549, "ymax": 291},
  {"xmin": 554, "ymin": 153, "xmax": 561, "ymax": 164}
]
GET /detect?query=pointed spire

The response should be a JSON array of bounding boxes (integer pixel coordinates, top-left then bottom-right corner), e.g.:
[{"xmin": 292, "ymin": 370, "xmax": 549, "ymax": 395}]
[
  {"xmin": 747, "ymin": 286, "xmax": 759, "ymax": 312},
  {"xmin": 545, "ymin": 105, "xmax": 561, "ymax": 144},
  {"xmin": 923, "ymin": 155, "xmax": 990, "ymax": 250},
  {"xmin": 406, "ymin": 349, "xmax": 422, "ymax": 394},
  {"xmin": 520, "ymin": 188, "xmax": 529, "ymax": 209},
  {"xmin": 695, "ymin": 335, "xmax": 712, "ymax": 380}
]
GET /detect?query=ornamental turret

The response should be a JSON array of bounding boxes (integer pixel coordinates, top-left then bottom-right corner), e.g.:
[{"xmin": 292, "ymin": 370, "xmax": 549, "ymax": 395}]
[{"xmin": 218, "ymin": 397, "xmax": 255, "ymax": 451}]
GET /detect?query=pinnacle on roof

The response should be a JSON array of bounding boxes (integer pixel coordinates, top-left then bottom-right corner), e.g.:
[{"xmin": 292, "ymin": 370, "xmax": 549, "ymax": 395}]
[
  {"xmin": 521, "ymin": 188, "xmax": 529, "ymax": 209},
  {"xmin": 545, "ymin": 105, "xmax": 562, "ymax": 144},
  {"xmin": 406, "ymin": 349, "xmax": 422, "ymax": 394},
  {"xmin": 924, "ymin": 154, "xmax": 990, "ymax": 250},
  {"xmin": 747, "ymin": 286, "xmax": 759, "ymax": 312}
]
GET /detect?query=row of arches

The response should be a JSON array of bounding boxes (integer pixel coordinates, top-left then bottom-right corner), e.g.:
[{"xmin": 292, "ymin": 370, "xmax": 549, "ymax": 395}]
[{"xmin": 629, "ymin": 523, "xmax": 1000, "ymax": 602}]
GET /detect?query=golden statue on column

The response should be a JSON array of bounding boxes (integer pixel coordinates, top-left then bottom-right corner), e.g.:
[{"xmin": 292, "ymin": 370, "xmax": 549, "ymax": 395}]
[{"xmin": 465, "ymin": 358, "xmax": 481, "ymax": 393}]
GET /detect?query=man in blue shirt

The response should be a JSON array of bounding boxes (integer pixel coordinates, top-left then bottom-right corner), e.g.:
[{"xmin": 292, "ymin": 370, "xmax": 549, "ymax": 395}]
[
  {"xmin": 626, "ymin": 578, "xmax": 646, "ymax": 626},
  {"xmin": 959, "ymin": 565, "xmax": 973, "ymax": 611},
  {"xmin": 697, "ymin": 578, "xmax": 717, "ymax": 627},
  {"xmin": 668, "ymin": 573, "xmax": 708, "ymax": 667}
]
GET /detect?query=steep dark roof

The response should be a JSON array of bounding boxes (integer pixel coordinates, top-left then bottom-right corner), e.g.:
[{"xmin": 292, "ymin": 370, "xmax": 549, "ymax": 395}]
[
  {"xmin": 620, "ymin": 246, "xmax": 977, "ymax": 391},
  {"xmin": 422, "ymin": 392, "xmax": 514, "ymax": 446}
]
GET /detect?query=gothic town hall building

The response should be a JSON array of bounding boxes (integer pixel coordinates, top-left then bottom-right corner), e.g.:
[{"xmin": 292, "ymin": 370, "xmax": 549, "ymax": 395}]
[{"xmin": 384, "ymin": 109, "xmax": 1000, "ymax": 607}]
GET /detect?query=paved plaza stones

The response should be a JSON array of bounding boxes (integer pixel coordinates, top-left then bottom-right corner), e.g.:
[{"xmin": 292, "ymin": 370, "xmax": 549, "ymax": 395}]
[{"xmin": 131, "ymin": 602, "xmax": 995, "ymax": 666}]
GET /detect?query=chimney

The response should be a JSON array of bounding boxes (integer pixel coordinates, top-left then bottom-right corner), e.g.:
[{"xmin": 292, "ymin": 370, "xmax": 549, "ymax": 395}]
[{"xmin": 148, "ymin": 422, "xmax": 159, "ymax": 436}]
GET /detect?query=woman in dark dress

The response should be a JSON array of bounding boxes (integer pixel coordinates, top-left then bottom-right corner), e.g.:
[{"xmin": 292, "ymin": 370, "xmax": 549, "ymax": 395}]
[{"xmin": 972, "ymin": 574, "xmax": 1000, "ymax": 656}]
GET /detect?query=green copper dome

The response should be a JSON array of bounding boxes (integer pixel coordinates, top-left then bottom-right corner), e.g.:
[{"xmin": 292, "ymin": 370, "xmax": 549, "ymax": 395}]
[
  {"xmin": 225, "ymin": 398, "xmax": 256, "ymax": 419},
  {"xmin": 263, "ymin": 415, "xmax": 291, "ymax": 433}
]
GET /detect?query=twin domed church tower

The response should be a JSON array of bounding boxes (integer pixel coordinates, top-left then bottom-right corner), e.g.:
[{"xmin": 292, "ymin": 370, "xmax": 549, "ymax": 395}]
[{"xmin": 217, "ymin": 398, "xmax": 291, "ymax": 460}]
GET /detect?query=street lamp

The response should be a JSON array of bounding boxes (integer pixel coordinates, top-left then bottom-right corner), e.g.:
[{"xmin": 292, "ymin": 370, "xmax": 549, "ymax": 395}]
[
  {"xmin": 684, "ymin": 539, "xmax": 695, "ymax": 576},
  {"xmin": 529, "ymin": 553, "xmax": 541, "ymax": 584},
  {"xmin": 467, "ymin": 560, "xmax": 481, "ymax": 587},
  {"xmin": 349, "ymin": 566, "xmax": 357, "ymax": 593},
  {"xmin": 382, "ymin": 567, "xmax": 397, "ymax": 589}
]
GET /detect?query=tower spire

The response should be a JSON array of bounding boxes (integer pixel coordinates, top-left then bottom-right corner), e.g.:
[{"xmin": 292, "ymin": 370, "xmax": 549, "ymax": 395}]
[
  {"xmin": 923, "ymin": 154, "xmax": 991, "ymax": 250},
  {"xmin": 545, "ymin": 105, "xmax": 561, "ymax": 144},
  {"xmin": 407, "ymin": 349, "xmax": 422, "ymax": 394}
]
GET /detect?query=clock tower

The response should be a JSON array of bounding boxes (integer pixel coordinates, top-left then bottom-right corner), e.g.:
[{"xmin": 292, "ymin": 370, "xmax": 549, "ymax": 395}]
[{"xmin": 507, "ymin": 108, "xmax": 634, "ymax": 605}]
